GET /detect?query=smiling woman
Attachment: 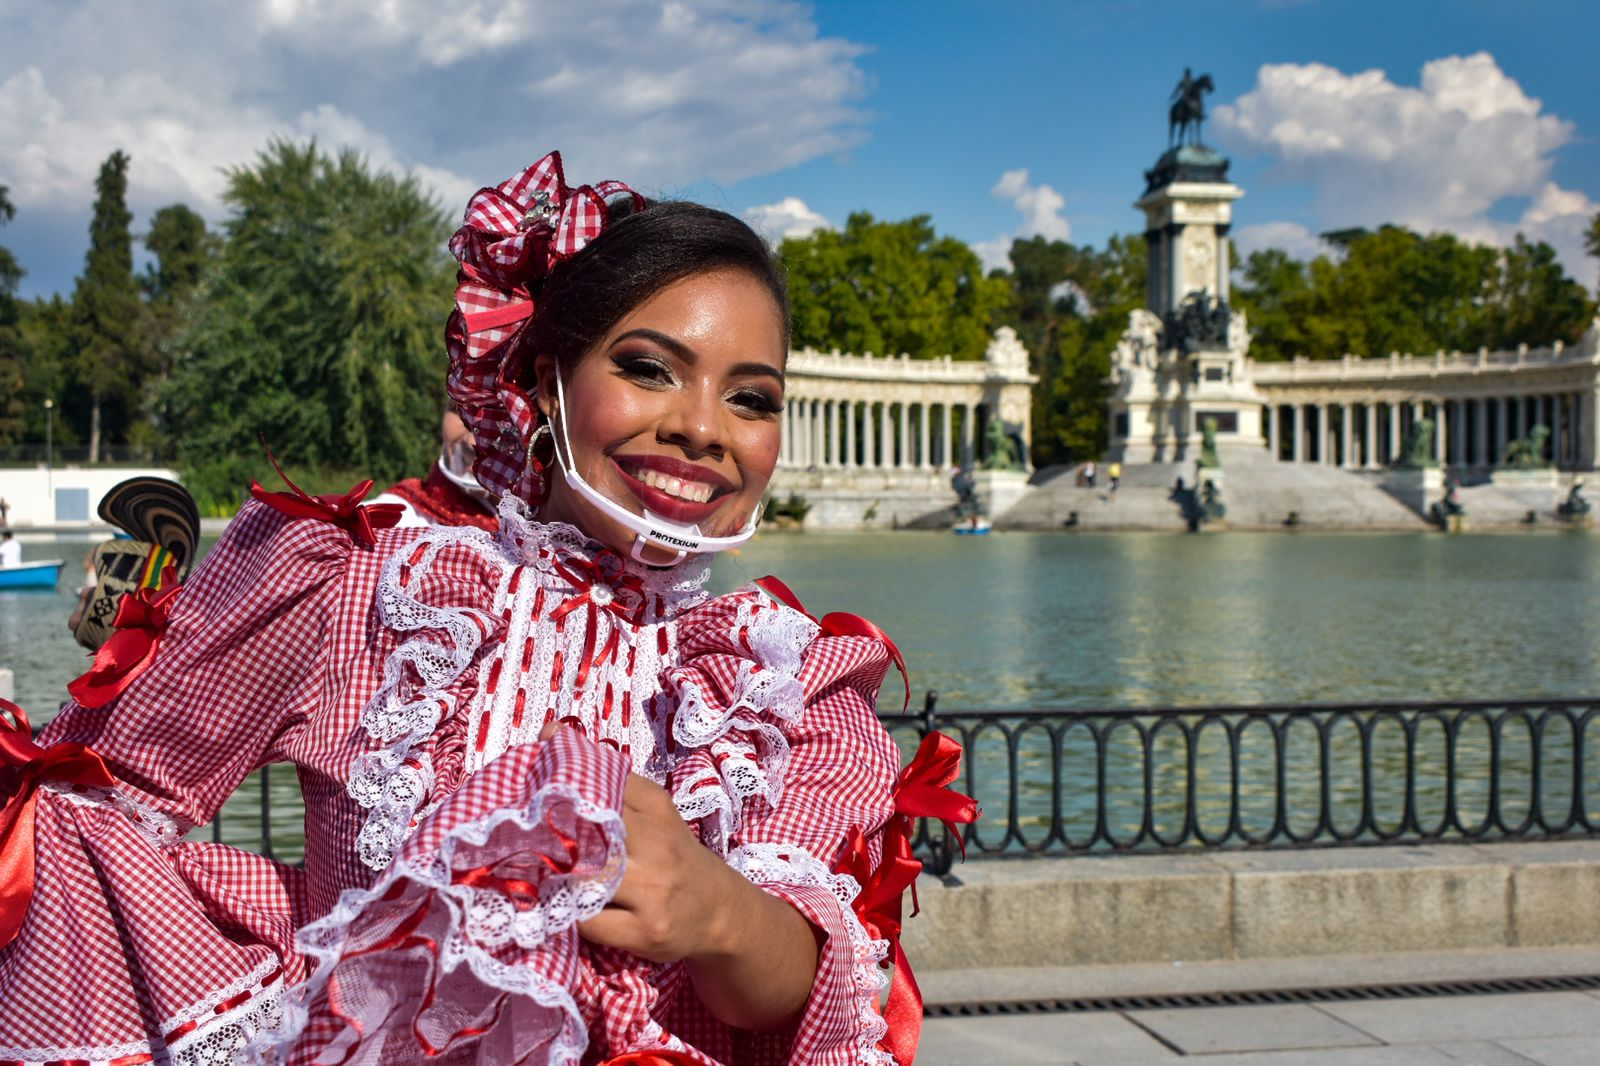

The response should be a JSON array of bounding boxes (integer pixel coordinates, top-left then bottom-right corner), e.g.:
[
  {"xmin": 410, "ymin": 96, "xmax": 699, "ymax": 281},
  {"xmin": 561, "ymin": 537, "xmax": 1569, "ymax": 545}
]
[{"xmin": 0, "ymin": 152, "xmax": 948, "ymax": 1066}]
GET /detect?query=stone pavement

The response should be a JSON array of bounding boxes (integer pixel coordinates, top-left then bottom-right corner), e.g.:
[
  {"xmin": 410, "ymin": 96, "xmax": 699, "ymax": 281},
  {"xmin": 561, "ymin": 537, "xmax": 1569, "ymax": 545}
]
[{"xmin": 914, "ymin": 947, "xmax": 1600, "ymax": 1065}]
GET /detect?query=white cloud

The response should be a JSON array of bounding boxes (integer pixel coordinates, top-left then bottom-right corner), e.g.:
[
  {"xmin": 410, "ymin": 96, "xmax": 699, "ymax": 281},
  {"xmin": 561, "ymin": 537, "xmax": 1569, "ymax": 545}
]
[
  {"xmin": 743, "ymin": 197, "xmax": 833, "ymax": 243},
  {"xmin": 1214, "ymin": 52, "xmax": 1595, "ymax": 277},
  {"xmin": 0, "ymin": 1, "xmax": 870, "ymax": 238},
  {"xmin": 1231, "ymin": 221, "xmax": 1329, "ymax": 264},
  {"xmin": 976, "ymin": 168, "xmax": 1072, "ymax": 272}
]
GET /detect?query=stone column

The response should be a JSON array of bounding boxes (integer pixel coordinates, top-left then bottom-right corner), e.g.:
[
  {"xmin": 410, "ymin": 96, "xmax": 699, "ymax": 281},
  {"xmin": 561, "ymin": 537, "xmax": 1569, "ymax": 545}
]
[
  {"xmin": 898, "ymin": 403, "xmax": 910, "ymax": 469},
  {"xmin": 1473, "ymin": 398, "xmax": 1488, "ymax": 467},
  {"xmin": 1435, "ymin": 401, "xmax": 1448, "ymax": 465},
  {"xmin": 1267, "ymin": 404, "xmax": 1280, "ymax": 460},
  {"xmin": 1317, "ymin": 404, "xmax": 1329, "ymax": 464},
  {"xmin": 822, "ymin": 401, "xmax": 834, "ymax": 467},
  {"xmin": 1582, "ymin": 389, "xmax": 1598, "ymax": 469},
  {"xmin": 934, "ymin": 400, "xmax": 947, "ymax": 467},
  {"xmin": 1450, "ymin": 399, "xmax": 1466, "ymax": 467},
  {"xmin": 1494, "ymin": 397, "xmax": 1508, "ymax": 465},
  {"xmin": 842, "ymin": 400, "xmax": 855, "ymax": 468},
  {"xmin": 1364, "ymin": 403, "xmax": 1378, "ymax": 468},
  {"xmin": 879, "ymin": 402, "xmax": 892, "ymax": 469},
  {"xmin": 1553, "ymin": 393, "xmax": 1566, "ymax": 468},
  {"xmin": 918, "ymin": 402, "xmax": 931, "ymax": 469},
  {"xmin": 1291, "ymin": 405, "xmax": 1303, "ymax": 463},
  {"xmin": 1388, "ymin": 402, "xmax": 1401, "ymax": 465},
  {"xmin": 1341, "ymin": 404, "xmax": 1355, "ymax": 467}
]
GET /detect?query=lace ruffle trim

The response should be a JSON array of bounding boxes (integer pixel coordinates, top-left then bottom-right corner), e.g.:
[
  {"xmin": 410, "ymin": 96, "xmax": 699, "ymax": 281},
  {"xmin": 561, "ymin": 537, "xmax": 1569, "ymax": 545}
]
[
  {"xmin": 44, "ymin": 781, "xmax": 183, "ymax": 850},
  {"xmin": 251, "ymin": 780, "xmax": 625, "ymax": 1065},
  {"xmin": 727, "ymin": 842, "xmax": 894, "ymax": 1066},
  {"xmin": 668, "ymin": 596, "xmax": 818, "ymax": 850},
  {"xmin": 0, "ymin": 955, "xmax": 285, "ymax": 1066}
]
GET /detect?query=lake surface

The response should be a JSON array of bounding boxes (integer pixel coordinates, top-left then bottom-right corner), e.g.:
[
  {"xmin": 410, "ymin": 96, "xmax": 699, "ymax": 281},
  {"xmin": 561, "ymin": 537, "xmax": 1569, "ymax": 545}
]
[
  {"xmin": 6, "ymin": 528, "xmax": 1599, "ymax": 861},
  {"xmin": 7, "ymin": 528, "xmax": 1600, "ymax": 716}
]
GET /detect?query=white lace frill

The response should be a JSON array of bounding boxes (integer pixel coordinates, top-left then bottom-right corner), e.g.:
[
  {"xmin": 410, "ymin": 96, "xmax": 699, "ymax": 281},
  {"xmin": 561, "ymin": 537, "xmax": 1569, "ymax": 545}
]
[
  {"xmin": 667, "ymin": 594, "xmax": 818, "ymax": 853},
  {"xmin": 0, "ymin": 955, "xmax": 285, "ymax": 1066},
  {"xmin": 727, "ymin": 842, "xmax": 894, "ymax": 1066},
  {"xmin": 351, "ymin": 496, "xmax": 710, "ymax": 872},
  {"xmin": 250, "ymin": 778, "xmax": 626, "ymax": 1065}
]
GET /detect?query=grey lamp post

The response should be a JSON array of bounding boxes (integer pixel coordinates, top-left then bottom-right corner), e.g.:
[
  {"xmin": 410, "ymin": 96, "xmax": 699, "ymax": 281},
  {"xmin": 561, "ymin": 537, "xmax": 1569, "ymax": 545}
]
[{"xmin": 43, "ymin": 398, "xmax": 54, "ymax": 500}]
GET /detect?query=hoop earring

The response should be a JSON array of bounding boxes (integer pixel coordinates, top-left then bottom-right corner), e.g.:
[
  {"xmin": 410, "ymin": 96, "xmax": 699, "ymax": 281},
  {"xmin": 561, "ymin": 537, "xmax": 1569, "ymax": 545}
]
[{"xmin": 526, "ymin": 422, "xmax": 553, "ymax": 472}]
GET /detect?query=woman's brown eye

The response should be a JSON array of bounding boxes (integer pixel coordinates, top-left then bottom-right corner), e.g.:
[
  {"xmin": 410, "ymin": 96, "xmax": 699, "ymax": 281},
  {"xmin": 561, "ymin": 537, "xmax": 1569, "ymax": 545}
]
[{"xmin": 731, "ymin": 389, "xmax": 782, "ymax": 415}]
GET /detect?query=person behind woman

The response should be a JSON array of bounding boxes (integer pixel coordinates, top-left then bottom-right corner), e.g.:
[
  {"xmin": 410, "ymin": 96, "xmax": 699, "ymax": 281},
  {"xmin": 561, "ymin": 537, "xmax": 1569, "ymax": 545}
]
[{"xmin": 0, "ymin": 153, "xmax": 954, "ymax": 1065}]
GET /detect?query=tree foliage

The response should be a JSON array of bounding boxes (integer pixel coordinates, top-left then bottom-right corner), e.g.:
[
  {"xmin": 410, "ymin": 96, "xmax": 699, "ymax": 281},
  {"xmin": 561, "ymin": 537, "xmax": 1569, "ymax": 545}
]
[
  {"xmin": 165, "ymin": 140, "xmax": 455, "ymax": 502},
  {"xmin": 0, "ymin": 186, "xmax": 25, "ymax": 445},
  {"xmin": 1235, "ymin": 225, "xmax": 1594, "ymax": 362},
  {"xmin": 1002, "ymin": 234, "xmax": 1146, "ymax": 465},
  {"xmin": 780, "ymin": 213, "xmax": 1011, "ymax": 359},
  {"xmin": 72, "ymin": 150, "xmax": 145, "ymax": 460}
]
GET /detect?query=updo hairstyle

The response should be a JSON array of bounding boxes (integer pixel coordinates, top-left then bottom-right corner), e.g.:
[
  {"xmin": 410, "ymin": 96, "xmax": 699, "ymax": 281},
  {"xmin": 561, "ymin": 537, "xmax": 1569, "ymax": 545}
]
[{"xmin": 523, "ymin": 201, "xmax": 788, "ymax": 381}]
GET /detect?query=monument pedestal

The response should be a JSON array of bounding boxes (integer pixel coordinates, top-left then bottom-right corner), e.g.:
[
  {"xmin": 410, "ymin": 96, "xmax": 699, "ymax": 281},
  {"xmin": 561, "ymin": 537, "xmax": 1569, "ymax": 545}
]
[
  {"xmin": 973, "ymin": 470, "xmax": 1030, "ymax": 522},
  {"xmin": 1380, "ymin": 467, "xmax": 1443, "ymax": 516}
]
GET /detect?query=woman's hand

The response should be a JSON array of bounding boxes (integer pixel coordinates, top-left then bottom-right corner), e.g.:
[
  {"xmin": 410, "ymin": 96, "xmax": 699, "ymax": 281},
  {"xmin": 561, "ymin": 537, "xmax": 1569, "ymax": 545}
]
[{"xmin": 577, "ymin": 771, "xmax": 822, "ymax": 1031}]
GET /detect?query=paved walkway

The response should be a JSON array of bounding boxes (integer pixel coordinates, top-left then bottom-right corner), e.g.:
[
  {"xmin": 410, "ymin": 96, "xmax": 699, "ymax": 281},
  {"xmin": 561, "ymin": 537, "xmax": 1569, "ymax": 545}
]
[{"xmin": 914, "ymin": 948, "xmax": 1600, "ymax": 1065}]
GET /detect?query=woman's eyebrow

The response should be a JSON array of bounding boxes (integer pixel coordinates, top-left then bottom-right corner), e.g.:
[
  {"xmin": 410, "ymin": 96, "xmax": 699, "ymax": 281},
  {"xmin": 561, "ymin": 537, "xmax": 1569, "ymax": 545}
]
[{"xmin": 611, "ymin": 328, "xmax": 785, "ymax": 383}]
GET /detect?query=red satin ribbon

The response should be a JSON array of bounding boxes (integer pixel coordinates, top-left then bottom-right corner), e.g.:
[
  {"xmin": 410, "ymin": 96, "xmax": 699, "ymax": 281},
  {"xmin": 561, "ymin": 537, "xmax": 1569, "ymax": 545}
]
[
  {"xmin": 249, "ymin": 441, "xmax": 405, "ymax": 548},
  {"xmin": 833, "ymin": 731, "xmax": 980, "ymax": 1066},
  {"xmin": 65, "ymin": 565, "xmax": 181, "ymax": 709},
  {"xmin": 550, "ymin": 555, "xmax": 646, "ymax": 690},
  {"xmin": 0, "ymin": 698, "xmax": 117, "ymax": 951},
  {"xmin": 753, "ymin": 576, "xmax": 911, "ymax": 711}
]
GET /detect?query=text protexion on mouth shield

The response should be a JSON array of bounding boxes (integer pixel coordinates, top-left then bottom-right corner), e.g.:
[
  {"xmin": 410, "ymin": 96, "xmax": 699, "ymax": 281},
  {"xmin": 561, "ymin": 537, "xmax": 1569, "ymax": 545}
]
[{"xmin": 550, "ymin": 373, "xmax": 759, "ymax": 564}]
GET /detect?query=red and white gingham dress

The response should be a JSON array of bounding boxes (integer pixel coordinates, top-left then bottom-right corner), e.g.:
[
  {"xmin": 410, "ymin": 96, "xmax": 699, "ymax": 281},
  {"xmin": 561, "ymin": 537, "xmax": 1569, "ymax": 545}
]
[{"xmin": 0, "ymin": 497, "xmax": 901, "ymax": 1065}]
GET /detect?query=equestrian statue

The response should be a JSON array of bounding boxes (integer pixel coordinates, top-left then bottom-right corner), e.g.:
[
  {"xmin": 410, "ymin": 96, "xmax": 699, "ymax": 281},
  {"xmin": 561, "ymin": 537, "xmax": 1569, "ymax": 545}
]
[{"xmin": 1169, "ymin": 67, "xmax": 1215, "ymax": 147}]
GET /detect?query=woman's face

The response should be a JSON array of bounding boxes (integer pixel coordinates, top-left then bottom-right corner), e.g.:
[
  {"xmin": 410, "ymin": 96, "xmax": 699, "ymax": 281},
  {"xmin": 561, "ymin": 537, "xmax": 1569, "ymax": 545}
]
[{"xmin": 534, "ymin": 269, "xmax": 786, "ymax": 564}]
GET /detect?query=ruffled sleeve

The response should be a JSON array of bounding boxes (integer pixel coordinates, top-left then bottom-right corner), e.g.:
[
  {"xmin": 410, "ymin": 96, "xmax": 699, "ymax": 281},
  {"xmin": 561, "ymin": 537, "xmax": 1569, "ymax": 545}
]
[
  {"xmin": 663, "ymin": 590, "xmax": 902, "ymax": 1065},
  {"xmin": 0, "ymin": 500, "xmax": 354, "ymax": 1065}
]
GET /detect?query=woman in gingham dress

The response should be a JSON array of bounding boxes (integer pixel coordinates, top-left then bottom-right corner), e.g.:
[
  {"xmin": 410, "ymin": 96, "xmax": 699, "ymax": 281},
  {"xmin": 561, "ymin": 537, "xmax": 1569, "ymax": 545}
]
[{"xmin": 0, "ymin": 154, "xmax": 965, "ymax": 1065}]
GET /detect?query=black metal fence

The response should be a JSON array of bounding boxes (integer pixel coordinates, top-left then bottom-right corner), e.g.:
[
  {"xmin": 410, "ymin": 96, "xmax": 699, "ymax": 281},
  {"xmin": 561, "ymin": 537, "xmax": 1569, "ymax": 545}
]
[
  {"xmin": 199, "ymin": 695, "xmax": 1600, "ymax": 870},
  {"xmin": 888, "ymin": 695, "xmax": 1600, "ymax": 875}
]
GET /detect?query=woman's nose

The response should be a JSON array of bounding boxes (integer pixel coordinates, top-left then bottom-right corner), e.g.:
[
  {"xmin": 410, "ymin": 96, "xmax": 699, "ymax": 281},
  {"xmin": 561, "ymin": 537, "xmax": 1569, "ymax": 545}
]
[{"xmin": 658, "ymin": 382, "xmax": 724, "ymax": 456}]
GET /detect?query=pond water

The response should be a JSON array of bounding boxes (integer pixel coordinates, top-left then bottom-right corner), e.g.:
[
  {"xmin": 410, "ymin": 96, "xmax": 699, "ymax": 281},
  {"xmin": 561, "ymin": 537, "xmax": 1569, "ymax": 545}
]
[{"xmin": 5, "ymin": 527, "xmax": 1598, "ymax": 860}]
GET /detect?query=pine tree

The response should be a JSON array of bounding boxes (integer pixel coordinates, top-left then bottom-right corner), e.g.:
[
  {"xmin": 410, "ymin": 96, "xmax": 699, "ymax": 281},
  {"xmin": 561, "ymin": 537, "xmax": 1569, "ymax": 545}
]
[
  {"xmin": 72, "ymin": 150, "xmax": 145, "ymax": 461},
  {"xmin": 0, "ymin": 185, "xmax": 26, "ymax": 446}
]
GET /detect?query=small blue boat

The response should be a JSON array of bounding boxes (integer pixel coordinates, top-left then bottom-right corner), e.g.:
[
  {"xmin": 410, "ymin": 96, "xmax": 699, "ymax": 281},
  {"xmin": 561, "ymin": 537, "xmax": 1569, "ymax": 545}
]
[{"xmin": 0, "ymin": 559, "xmax": 65, "ymax": 589}]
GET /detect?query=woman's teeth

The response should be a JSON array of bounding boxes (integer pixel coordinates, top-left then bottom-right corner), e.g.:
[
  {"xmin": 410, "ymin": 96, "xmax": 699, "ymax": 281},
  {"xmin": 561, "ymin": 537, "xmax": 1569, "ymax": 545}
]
[{"xmin": 637, "ymin": 469, "xmax": 716, "ymax": 503}]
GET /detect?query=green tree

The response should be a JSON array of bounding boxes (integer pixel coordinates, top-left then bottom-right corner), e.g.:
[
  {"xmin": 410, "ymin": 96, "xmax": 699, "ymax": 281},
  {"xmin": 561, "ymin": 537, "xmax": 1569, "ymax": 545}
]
[
  {"xmin": 1586, "ymin": 210, "xmax": 1600, "ymax": 288},
  {"xmin": 140, "ymin": 204, "xmax": 215, "ymax": 452},
  {"xmin": 780, "ymin": 213, "xmax": 1010, "ymax": 360},
  {"xmin": 72, "ymin": 149, "xmax": 147, "ymax": 461},
  {"xmin": 166, "ymin": 140, "xmax": 455, "ymax": 504},
  {"xmin": 1001, "ymin": 233, "xmax": 1145, "ymax": 465},
  {"xmin": 0, "ymin": 186, "xmax": 26, "ymax": 445},
  {"xmin": 1480, "ymin": 234, "xmax": 1593, "ymax": 349}
]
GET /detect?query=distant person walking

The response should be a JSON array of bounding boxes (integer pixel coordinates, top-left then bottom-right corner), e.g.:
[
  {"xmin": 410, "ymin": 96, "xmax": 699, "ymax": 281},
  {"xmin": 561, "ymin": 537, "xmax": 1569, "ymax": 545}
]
[
  {"xmin": 1108, "ymin": 461, "xmax": 1122, "ymax": 495},
  {"xmin": 1084, "ymin": 459, "xmax": 1097, "ymax": 488},
  {"xmin": 0, "ymin": 530, "xmax": 20, "ymax": 568}
]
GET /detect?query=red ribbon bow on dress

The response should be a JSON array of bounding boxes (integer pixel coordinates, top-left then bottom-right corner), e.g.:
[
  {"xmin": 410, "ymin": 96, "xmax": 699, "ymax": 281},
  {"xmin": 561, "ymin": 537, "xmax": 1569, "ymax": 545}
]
[
  {"xmin": 249, "ymin": 442, "xmax": 404, "ymax": 548},
  {"xmin": 752, "ymin": 576, "xmax": 911, "ymax": 711},
  {"xmin": 834, "ymin": 731, "xmax": 980, "ymax": 1066},
  {"xmin": 0, "ymin": 698, "xmax": 117, "ymax": 951},
  {"xmin": 446, "ymin": 151, "xmax": 644, "ymax": 502},
  {"xmin": 549, "ymin": 553, "xmax": 648, "ymax": 692},
  {"xmin": 65, "ymin": 564, "xmax": 182, "ymax": 709}
]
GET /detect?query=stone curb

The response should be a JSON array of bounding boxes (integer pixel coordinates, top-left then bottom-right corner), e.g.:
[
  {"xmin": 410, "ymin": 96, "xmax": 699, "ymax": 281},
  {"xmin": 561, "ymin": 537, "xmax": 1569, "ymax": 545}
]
[{"xmin": 902, "ymin": 841, "xmax": 1600, "ymax": 971}]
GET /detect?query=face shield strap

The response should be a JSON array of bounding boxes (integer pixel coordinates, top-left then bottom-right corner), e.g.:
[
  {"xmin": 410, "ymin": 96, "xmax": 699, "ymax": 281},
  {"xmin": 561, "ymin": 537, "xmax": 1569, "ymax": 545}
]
[{"xmin": 548, "ymin": 373, "xmax": 759, "ymax": 565}]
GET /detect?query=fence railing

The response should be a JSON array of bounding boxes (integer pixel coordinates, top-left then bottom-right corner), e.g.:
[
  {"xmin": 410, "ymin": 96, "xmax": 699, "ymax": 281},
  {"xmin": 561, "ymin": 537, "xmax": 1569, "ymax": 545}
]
[
  {"xmin": 888, "ymin": 695, "xmax": 1600, "ymax": 875},
  {"xmin": 190, "ymin": 695, "xmax": 1600, "ymax": 870}
]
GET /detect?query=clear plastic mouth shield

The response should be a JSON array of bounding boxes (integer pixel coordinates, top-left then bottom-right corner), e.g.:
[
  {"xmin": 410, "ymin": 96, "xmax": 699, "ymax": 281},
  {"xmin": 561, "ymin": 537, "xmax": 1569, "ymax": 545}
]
[{"xmin": 550, "ymin": 373, "xmax": 759, "ymax": 564}]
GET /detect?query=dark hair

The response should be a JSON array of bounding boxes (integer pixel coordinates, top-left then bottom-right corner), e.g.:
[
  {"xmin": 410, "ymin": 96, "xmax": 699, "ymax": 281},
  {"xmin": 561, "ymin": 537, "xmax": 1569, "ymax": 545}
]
[{"xmin": 523, "ymin": 201, "xmax": 787, "ymax": 378}]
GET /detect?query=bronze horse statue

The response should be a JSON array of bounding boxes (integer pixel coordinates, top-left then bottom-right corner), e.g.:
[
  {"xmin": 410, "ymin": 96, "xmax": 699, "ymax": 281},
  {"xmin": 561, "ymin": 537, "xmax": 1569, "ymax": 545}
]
[{"xmin": 1169, "ymin": 68, "xmax": 1215, "ymax": 147}]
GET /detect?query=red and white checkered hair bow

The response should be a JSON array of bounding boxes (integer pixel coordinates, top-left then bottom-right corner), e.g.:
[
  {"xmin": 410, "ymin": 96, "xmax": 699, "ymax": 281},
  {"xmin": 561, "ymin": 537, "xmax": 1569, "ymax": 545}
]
[{"xmin": 445, "ymin": 151, "xmax": 643, "ymax": 503}]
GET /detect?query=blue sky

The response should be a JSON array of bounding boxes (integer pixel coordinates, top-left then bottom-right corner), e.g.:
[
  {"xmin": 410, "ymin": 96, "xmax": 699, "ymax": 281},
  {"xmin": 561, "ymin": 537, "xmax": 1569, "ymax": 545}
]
[{"xmin": 5, "ymin": 0, "xmax": 1599, "ymax": 298}]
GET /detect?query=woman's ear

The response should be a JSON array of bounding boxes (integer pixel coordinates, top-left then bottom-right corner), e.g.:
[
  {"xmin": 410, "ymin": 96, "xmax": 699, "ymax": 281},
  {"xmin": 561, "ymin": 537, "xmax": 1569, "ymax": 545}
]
[{"xmin": 532, "ymin": 352, "xmax": 558, "ymax": 419}]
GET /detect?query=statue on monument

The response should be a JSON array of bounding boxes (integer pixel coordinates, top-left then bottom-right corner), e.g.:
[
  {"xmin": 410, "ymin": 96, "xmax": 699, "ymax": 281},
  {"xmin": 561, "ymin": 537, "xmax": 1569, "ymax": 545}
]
[
  {"xmin": 1169, "ymin": 67, "xmax": 1215, "ymax": 147},
  {"xmin": 1398, "ymin": 417, "xmax": 1437, "ymax": 469},
  {"xmin": 980, "ymin": 418, "xmax": 1024, "ymax": 472},
  {"xmin": 1501, "ymin": 424, "xmax": 1552, "ymax": 470}
]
